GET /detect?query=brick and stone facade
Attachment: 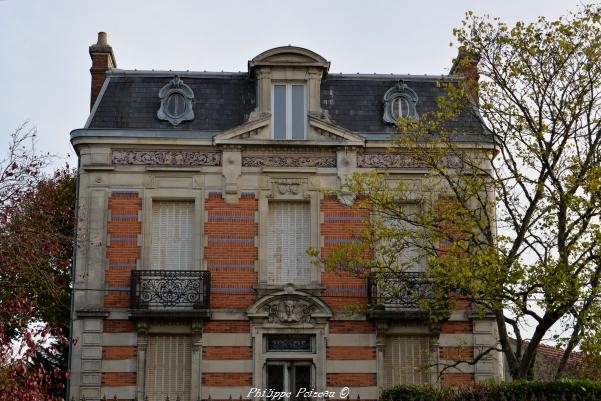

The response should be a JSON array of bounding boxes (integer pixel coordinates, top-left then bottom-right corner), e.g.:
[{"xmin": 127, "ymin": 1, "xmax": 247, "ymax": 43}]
[{"xmin": 68, "ymin": 34, "xmax": 503, "ymax": 401}]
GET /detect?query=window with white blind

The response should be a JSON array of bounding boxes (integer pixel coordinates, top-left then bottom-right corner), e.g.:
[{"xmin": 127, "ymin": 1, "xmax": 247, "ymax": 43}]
[
  {"xmin": 376, "ymin": 203, "xmax": 423, "ymax": 272},
  {"xmin": 151, "ymin": 201, "xmax": 195, "ymax": 270},
  {"xmin": 145, "ymin": 335, "xmax": 192, "ymax": 401},
  {"xmin": 384, "ymin": 335, "xmax": 430, "ymax": 387},
  {"xmin": 267, "ymin": 202, "xmax": 312, "ymax": 284},
  {"xmin": 273, "ymin": 84, "xmax": 306, "ymax": 139}
]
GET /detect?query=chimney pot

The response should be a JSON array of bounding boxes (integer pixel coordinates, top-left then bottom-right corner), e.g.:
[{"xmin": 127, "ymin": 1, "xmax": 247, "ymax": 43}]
[{"xmin": 97, "ymin": 32, "xmax": 108, "ymax": 46}]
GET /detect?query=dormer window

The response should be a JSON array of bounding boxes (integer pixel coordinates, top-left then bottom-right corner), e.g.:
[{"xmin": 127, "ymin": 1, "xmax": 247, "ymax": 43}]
[
  {"xmin": 391, "ymin": 97, "xmax": 411, "ymax": 119},
  {"xmin": 383, "ymin": 80, "xmax": 419, "ymax": 124},
  {"xmin": 273, "ymin": 84, "xmax": 306, "ymax": 139}
]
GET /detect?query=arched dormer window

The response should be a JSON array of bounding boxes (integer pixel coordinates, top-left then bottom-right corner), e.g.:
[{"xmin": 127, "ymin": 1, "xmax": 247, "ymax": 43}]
[
  {"xmin": 248, "ymin": 46, "xmax": 330, "ymax": 140},
  {"xmin": 383, "ymin": 80, "xmax": 419, "ymax": 124}
]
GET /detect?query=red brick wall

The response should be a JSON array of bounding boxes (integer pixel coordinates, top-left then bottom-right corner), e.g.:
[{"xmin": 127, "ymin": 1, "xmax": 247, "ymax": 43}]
[
  {"xmin": 103, "ymin": 346, "xmax": 137, "ymax": 360},
  {"xmin": 329, "ymin": 320, "xmax": 375, "ymax": 333},
  {"xmin": 202, "ymin": 373, "xmax": 252, "ymax": 386},
  {"xmin": 105, "ymin": 192, "xmax": 142, "ymax": 309},
  {"xmin": 440, "ymin": 346, "xmax": 473, "ymax": 361},
  {"xmin": 326, "ymin": 373, "xmax": 377, "ymax": 387},
  {"xmin": 104, "ymin": 320, "xmax": 136, "ymax": 333},
  {"xmin": 204, "ymin": 193, "xmax": 257, "ymax": 309},
  {"xmin": 203, "ymin": 346, "xmax": 252, "ymax": 360},
  {"xmin": 441, "ymin": 373, "xmax": 474, "ymax": 386},
  {"xmin": 327, "ymin": 347, "xmax": 376, "ymax": 360},
  {"xmin": 440, "ymin": 321, "xmax": 472, "ymax": 334},
  {"xmin": 320, "ymin": 197, "xmax": 368, "ymax": 310},
  {"xmin": 102, "ymin": 372, "xmax": 136, "ymax": 386},
  {"xmin": 203, "ymin": 321, "xmax": 250, "ymax": 333}
]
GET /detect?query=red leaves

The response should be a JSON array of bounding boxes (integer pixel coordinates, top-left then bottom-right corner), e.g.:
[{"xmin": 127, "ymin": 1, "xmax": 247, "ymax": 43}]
[{"xmin": 0, "ymin": 123, "xmax": 76, "ymax": 400}]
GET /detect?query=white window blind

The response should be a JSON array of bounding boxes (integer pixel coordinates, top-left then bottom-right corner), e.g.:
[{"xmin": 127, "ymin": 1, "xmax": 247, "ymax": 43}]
[
  {"xmin": 384, "ymin": 335, "xmax": 430, "ymax": 386},
  {"xmin": 377, "ymin": 203, "xmax": 423, "ymax": 272},
  {"xmin": 273, "ymin": 84, "xmax": 306, "ymax": 139},
  {"xmin": 151, "ymin": 201, "xmax": 194, "ymax": 271},
  {"xmin": 267, "ymin": 202, "xmax": 312, "ymax": 284},
  {"xmin": 145, "ymin": 335, "xmax": 192, "ymax": 401}
]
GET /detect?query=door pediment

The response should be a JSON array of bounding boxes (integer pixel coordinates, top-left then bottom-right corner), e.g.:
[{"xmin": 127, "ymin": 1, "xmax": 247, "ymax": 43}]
[{"xmin": 247, "ymin": 285, "xmax": 332, "ymax": 326}]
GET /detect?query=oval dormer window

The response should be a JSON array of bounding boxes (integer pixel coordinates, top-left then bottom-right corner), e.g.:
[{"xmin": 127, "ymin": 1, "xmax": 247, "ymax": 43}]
[
  {"xmin": 165, "ymin": 92, "xmax": 188, "ymax": 119},
  {"xmin": 157, "ymin": 75, "xmax": 195, "ymax": 126},
  {"xmin": 383, "ymin": 80, "xmax": 419, "ymax": 124},
  {"xmin": 391, "ymin": 96, "xmax": 411, "ymax": 120}
]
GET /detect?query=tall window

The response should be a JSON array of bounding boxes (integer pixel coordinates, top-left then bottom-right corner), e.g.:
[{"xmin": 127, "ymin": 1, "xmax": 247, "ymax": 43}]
[
  {"xmin": 376, "ymin": 203, "xmax": 423, "ymax": 271},
  {"xmin": 273, "ymin": 84, "xmax": 306, "ymax": 139},
  {"xmin": 384, "ymin": 335, "xmax": 430, "ymax": 386},
  {"xmin": 145, "ymin": 335, "xmax": 192, "ymax": 401},
  {"xmin": 151, "ymin": 201, "xmax": 194, "ymax": 270},
  {"xmin": 267, "ymin": 202, "xmax": 312, "ymax": 284}
]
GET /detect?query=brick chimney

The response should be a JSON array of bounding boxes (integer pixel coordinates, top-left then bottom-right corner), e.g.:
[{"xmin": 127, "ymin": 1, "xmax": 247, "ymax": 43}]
[
  {"xmin": 89, "ymin": 32, "xmax": 117, "ymax": 109},
  {"xmin": 450, "ymin": 46, "xmax": 480, "ymax": 100}
]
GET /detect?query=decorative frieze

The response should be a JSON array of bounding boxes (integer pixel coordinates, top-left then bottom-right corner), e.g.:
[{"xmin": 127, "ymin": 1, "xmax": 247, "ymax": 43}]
[
  {"xmin": 358, "ymin": 153, "xmax": 424, "ymax": 168},
  {"xmin": 112, "ymin": 150, "xmax": 221, "ymax": 166},
  {"xmin": 358, "ymin": 153, "xmax": 462, "ymax": 169},
  {"xmin": 242, "ymin": 155, "xmax": 336, "ymax": 168}
]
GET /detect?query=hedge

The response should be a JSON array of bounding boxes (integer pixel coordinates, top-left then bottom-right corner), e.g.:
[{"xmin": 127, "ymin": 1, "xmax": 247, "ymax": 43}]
[{"xmin": 381, "ymin": 380, "xmax": 601, "ymax": 401}]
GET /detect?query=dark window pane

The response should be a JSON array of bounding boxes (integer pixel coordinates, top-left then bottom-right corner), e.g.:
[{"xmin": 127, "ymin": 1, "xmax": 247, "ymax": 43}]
[
  {"xmin": 293, "ymin": 365, "xmax": 311, "ymax": 399},
  {"xmin": 274, "ymin": 85, "xmax": 287, "ymax": 139},
  {"xmin": 166, "ymin": 93, "xmax": 187, "ymax": 117},
  {"xmin": 267, "ymin": 335, "xmax": 313, "ymax": 352},
  {"xmin": 267, "ymin": 365, "xmax": 285, "ymax": 399},
  {"xmin": 291, "ymin": 85, "xmax": 305, "ymax": 139}
]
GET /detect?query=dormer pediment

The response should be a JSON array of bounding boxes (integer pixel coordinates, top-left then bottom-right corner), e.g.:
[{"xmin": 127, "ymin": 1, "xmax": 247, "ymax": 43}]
[
  {"xmin": 213, "ymin": 114, "xmax": 364, "ymax": 147},
  {"xmin": 249, "ymin": 46, "xmax": 330, "ymax": 72}
]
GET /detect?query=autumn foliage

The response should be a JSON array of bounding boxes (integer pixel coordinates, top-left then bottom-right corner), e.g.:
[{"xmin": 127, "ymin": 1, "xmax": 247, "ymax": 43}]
[{"xmin": 0, "ymin": 123, "xmax": 76, "ymax": 400}]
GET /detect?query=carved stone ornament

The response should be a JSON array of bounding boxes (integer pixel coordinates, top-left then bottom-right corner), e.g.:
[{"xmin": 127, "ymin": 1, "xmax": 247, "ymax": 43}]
[
  {"xmin": 358, "ymin": 153, "xmax": 463, "ymax": 169},
  {"xmin": 112, "ymin": 150, "xmax": 221, "ymax": 166},
  {"xmin": 267, "ymin": 178, "xmax": 309, "ymax": 200},
  {"xmin": 265, "ymin": 299, "xmax": 315, "ymax": 324},
  {"xmin": 383, "ymin": 80, "xmax": 419, "ymax": 124},
  {"xmin": 358, "ymin": 153, "xmax": 425, "ymax": 168},
  {"xmin": 157, "ymin": 75, "xmax": 195, "ymax": 126},
  {"xmin": 242, "ymin": 155, "xmax": 336, "ymax": 168},
  {"xmin": 246, "ymin": 286, "xmax": 332, "ymax": 326}
]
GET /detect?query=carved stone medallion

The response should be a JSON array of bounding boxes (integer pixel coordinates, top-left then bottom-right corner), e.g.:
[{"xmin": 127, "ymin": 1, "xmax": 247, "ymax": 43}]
[{"xmin": 264, "ymin": 298, "xmax": 315, "ymax": 324}]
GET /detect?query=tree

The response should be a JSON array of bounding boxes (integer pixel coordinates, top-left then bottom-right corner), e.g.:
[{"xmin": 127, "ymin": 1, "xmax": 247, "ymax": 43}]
[
  {"xmin": 0, "ymin": 122, "xmax": 76, "ymax": 400},
  {"xmin": 320, "ymin": 4, "xmax": 601, "ymax": 381}
]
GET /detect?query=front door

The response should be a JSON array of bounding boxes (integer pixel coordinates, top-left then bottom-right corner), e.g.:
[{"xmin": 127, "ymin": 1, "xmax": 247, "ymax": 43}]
[{"xmin": 266, "ymin": 361, "xmax": 313, "ymax": 400}]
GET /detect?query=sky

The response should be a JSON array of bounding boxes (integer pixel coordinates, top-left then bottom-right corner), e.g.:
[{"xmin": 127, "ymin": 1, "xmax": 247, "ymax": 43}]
[{"xmin": 0, "ymin": 0, "xmax": 588, "ymax": 168}]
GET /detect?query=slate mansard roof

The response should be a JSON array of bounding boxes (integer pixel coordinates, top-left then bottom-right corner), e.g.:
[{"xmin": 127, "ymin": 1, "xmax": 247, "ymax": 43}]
[{"xmin": 86, "ymin": 69, "xmax": 486, "ymax": 139}]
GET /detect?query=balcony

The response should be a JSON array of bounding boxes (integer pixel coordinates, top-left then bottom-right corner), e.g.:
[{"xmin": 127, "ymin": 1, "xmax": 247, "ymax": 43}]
[
  {"xmin": 130, "ymin": 270, "xmax": 211, "ymax": 318},
  {"xmin": 367, "ymin": 271, "xmax": 432, "ymax": 320}
]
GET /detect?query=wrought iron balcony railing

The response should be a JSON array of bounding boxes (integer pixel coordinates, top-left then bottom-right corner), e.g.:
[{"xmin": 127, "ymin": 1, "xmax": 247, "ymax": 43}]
[
  {"xmin": 130, "ymin": 270, "xmax": 210, "ymax": 315},
  {"xmin": 367, "ymin": 271, "xmax": 432, "ymax": 311}
]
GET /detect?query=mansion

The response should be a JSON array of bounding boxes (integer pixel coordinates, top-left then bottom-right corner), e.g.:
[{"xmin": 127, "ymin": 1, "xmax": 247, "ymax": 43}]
[{"xmin": 68, "ymin": 32, "xmax": 503, "ymax": 401}]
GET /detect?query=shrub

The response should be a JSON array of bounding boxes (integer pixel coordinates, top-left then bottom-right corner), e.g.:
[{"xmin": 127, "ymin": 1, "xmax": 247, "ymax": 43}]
[{"xmin": 381, "ymin": 380, "xmax": 601, "ymax": 401}]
